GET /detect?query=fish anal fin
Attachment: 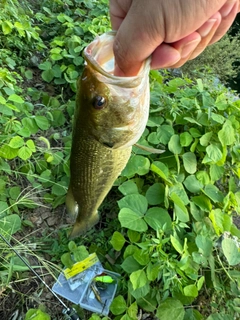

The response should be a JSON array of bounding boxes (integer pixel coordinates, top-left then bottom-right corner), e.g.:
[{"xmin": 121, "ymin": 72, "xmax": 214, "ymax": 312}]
[
  {"xmin": 134, "ymin": 143, "xmax": 165, "ymax": 154},
  {"xmin": 66, "ymin": 186, "xmax": 78, "ymax": 221},
  {"xmin": 68, "ymin": 212, "xmax": 99, "ymax": 239}
]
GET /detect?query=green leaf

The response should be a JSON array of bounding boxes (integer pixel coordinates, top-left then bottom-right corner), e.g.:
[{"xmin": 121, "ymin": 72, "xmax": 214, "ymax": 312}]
[
  {"xmin": 42, "ymin": 69, "xmax": 54, "ymax": 83},
  {"xmin": 8, "ymin": 94, "xmax": 24, "ymax": 104},
  {"xmin": 121, "ymin": 155, "xmax": 150, "ymax": 177},
  {"xmin": 127, "ymin": 301, "xmax": 138, "ymax": 319},
  {"xmin": 118, "ymin": 180, "xmax": 139, "ymax": 195},
  {"xmin": 180, "ymin": 132, "xmax": 193, "ymax": 147},
  {"xmin": 34, "ymin": 116, "xmax": 50, "ymax": 130},
  {"xmin": 2, "ymin": 20, "xmax": 13, "ymax": 34},
  {"xmin": 182, "ymin": 152, "xmax": 197, "ymax": 174},
  {"xmin": 203, "ymin": 185, "xmax": 224, "ymax": 203},
  {"xmin": 127, "ymin": 230, "xmax": 140, "ymax": 243},
  {"xmin": 25, "ymin": 309, "xmax": 50, "ymax": 320},
  {"xmin": 221, "ymin": 237, "xmax": 240, "ymax": 266},
  {"xmin": 199, "ymin": 132, "xmax": 213, "ymax": 146},
  {"xmin": 150, "ymin": 161, "xmax": 170, "ymax": 182},
  {"xmin": 121, "ymin": 256, "xmax": 141, "ymax": 273},
  {"xmin": 119, "ymin": 208, "xmax": 148, "ymax": 232},
  {"xmin": 0, "ymin": 214, "xmax": 21, "ymax": 236},
  {"xmin": 0, "ymin": 145, "xmax": 18, "ymax": 159},
  {"xmin": 156, "ymin": 298, "xmax": 185, "ymax": 320},
  {"xmin": 184, "ymin": 175, "xmax": 203, "ymax": 193},
  {"xmin": 61, "ymin": 252, "xmax": 74, "ymax": 269},
  {"xmin": 171, "ymin": 235, "xmax": 183, "ymax": 254},
  {"xmin": 192, "ymin": 195, "xmax": 212, "ymax": 211},
  {"xmin": 144, "ymin": 207, "xmax": 172, "ymax": 231},
  {"xmin": 170, "ymin": 193, "xmax": 189, "ymax": 222},
  {"xmin": 183, "ymin": 284, "xmax": 198, "ymax": 298},
  {"xmin": 110, "ymin": 231, "xmax": 126, "ymax": 251},
  {"xmin": 26, "ymin": 140, "xmax": 36, "ymax": 152},
  {"xmin": 110, "ymin": 295, "xmax": 127, "ymax": 315},
  {"xmin": 195, "ymin": 235, "xmax": 213, "ymax": 257},
  {"xmin": 18, "ymin": 146, "xmax": 32, "ymax": 160},
  {"xmin": 168, "ymin": 134, "xmax": 182, "ymax": 154},
  {"xmin": 209, "ymin": 164, "xmax": 224, "ymax": 182},
  {"xmin": 206, "ymin": 145, "xmax": 222, "ymax": 163},
  {"xmin": 130, "ymin": 269, "xmax": 147, "ymax": 290},
  {"xmin": 118, "ymin": 194, "xmax": 148, "ymax": 215},
  {"xmin": 157, "ymin": 125, "xmax": 174, "ymax": 144},
  {"xmin": 145, "ymin": 183, "xmax": 165, "ymax": 205},
  {"xmin": 9, "ymin": 136, "xmax": 24, "ymax": 149},
  {"xmin": 218, "ymin": 120, "xmax": 235, "ymax": 146},
  {"xmin": 73, "ymin": 245, "xmax": 89, "ymax": 262}
]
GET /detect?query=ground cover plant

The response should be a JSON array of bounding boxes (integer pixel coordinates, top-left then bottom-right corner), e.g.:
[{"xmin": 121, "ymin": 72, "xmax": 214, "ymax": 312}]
[{"xmin": 0, "ymin": 0, "xmax": 240, "ymax": 319}]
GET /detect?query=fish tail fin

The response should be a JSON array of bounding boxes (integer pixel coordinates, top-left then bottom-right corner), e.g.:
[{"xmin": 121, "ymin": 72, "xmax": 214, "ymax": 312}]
[
  {"xmin": 68, "ymin": 212, "xmax": 99, "ymax": 239},
  {"xmin": 66, "ymin": 186, "xmax": 78, "ymax": 220}
]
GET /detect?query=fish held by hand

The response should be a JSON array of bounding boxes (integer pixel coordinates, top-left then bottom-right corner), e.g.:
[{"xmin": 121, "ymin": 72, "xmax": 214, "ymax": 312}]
[{"xmin": 66, "ymin": 32, "xmax": 151, "ymax": 238}]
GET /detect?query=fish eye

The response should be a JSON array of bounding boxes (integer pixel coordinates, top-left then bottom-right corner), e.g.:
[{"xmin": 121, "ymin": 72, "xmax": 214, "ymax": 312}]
[{"xmin": 92, "ymin": 95, "xmax": 106, "ymax": 109}]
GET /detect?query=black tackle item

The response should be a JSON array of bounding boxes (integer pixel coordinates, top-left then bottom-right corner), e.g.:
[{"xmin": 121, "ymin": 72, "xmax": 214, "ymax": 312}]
[{"xmin": 0, "ymin": 233, "xmax": 81, "ymax": 320}]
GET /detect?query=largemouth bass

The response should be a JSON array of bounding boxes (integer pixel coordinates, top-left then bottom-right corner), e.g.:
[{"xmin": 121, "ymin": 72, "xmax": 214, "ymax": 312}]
[{"xmin": 66, "ymin": 31, "xmax": 151, "ymax": 239}]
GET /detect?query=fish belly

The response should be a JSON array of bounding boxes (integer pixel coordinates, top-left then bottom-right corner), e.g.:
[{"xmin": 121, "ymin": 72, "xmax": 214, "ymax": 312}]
[{"xmin": 66, "ymin": 134, "xmax": 131, "ymax": 238}]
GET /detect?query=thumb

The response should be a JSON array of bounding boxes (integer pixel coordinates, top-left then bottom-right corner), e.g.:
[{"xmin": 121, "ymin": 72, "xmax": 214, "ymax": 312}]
[{"xmin": 113, "ymin": 2, "xmax": 164, "ymax": 76}]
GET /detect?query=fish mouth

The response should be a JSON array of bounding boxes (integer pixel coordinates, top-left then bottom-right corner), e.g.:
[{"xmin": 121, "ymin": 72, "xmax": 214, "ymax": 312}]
[{"xmin": 83, "ymin": 31, "xmax": 151, "ymax": 87}]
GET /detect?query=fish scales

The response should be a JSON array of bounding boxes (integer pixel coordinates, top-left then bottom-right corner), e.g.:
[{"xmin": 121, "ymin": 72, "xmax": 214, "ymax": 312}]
[{"xmin": 66, "ymin": 32, "xmax": 150, "ymax": 238}]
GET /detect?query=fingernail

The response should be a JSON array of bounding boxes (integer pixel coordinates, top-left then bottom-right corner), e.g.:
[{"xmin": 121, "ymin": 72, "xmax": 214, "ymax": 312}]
[
  {"xmin": 200, "ymin": 18, "xmax": 217, "ymax": 37},
  {"xmin": 181, "ymin": 39, "xmax": 201, "ymax": 59},
  {"xmin": 221, "ymin": 2, "xmax": 236, "ymax": 17}
]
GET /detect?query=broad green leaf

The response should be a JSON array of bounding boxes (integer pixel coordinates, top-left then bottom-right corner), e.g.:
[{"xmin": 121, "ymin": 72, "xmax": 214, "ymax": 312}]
[
  {"xmin": 8, "ymin": 94, "xmax": 24, "ymax": 104},
  {"xmin": 169, "ymin": 183, "xmax": 189, "ymax": 205},
  {"xmin": 42, "ymin": 69, "xmax": 54, "ymax": 83},
  {"xmin": 2, "ymin": 20, "xmax": 13, "ymax": 34},
  {"xmin": 119, "ymin": 208, "xmax": 148, "ymax": 232},
  {"xmin": 145, "ymin": 183, "xmax": 164, "ymax": 205},
  {"xmin": 110, "ymin": 295, "xmax": 127, "ymax": 315},
  {"xmin": 182, "ymin": 152, "xmax": 197, "ymax": 174},
  {"xmin": 127, "ymin": 230, "xmax": 140, "ymax": 243},
  {"xmin": 209, "ymin": 209, "xmax": 224, "ymax": 236},
  {"xmin": 170, "ymin": 192, "xmax": 189, "ymax": 222},
  {"xmin": 9, "ymin": 136, "xmax": 24, "ymax": 149},
  {"xmin": 168, "ymin": 134, "xmax": 182, "ymax": 154},
  {"xmin": 203, "ymin": 185, "xmax": 224, "ymax": 203},
  {"xmin": 73, "ymin": 245, "xmax": 89, "ymax": 262},
  {"xmin": 221, "ymin": 237, "xmax": 240, "ymax": 266},
  {"xmin": 121, "ymin": 155, "xmax": 150, "ymax": 177},
  {"xmin": 199, "ymin": 132, "xmax": 213, "ymax": 146},
  {"xmin": 0, "ymin": 214, "xmax": 21, "ymax": 235},
  {"xmin": 209, "ymin": 164, "xmax": 224, "ymax": 182},
  {"xmin": 26, "ymin": 140, "xmax": 36, "ymax": 152},
  {"xmin": 180, "ymin": 132, "xmax": 193, "ymax": 147},
  {"xmin": 130, "ymin": 269, "xmax": 147, "ymax": 290},
  {"xmin": 118, "ymin": 194, "xmax": 148, "ymax": 215},
  {"xmin": 218, "ymin": 120, "xmax": 235, "ymax": 146},
  {"xmin": 184, "ymin": 309, "xmax": 204, "ymax": 320},
  {"xmin": 183, "ymin": 284, "xmax": 198, "ymax": 297},
  {"xmin": 133, "ymin": 248, "xmax": 150, "ymax": 265},
  {"xmin": 156, "ymin": 125, "xmax": 174, "ymax": 144},
  {"xmin": 24, "ymin": 309, "xmax": 50, "ymax": 320},
  {"xmin": 189, "ymin": 128, "xmax": 201, "ymax": 138},
  {"xmin": 110, "ymin": 231, "xmax": 126, "ymax": 251},
  {"xmin": 192, "ymin": 195, "xmax": 212, "ymax": 211},
  {"xmin": 157, "ymin": 298, "xmax": 185, "ymax": 320},
  {"xmin": 196, "ymin": 171, "xmax": 210, "ymax": 185},
  {"xmin": 144, "ymin": 207, "xmax": 172, "ymax": 231},
  {"xmin": 197, "ymin": 276, "xmax": 205, "ymax": 291},
  {"xmin": 195, "ymin": 235, "xmax": 213, "ymax": 257},
  {"xmin": 18, "ymin": 146, "xmax": 32, "ymax": 160},
  {"xmin": 211, "ymin": 113, "xmax": 225, "ymax": 124},
  {"xmin": 184, "ymin": 175, "xmax": 203, "ymax": 193},
  {"xmin": 121, "ymin": 256, "xmax": 141, "ymax": 273},
  {"xmin": 205, "ymin": 144, "xmax": 222, "ymax": 163},
  {"xmin": 118, "ymin": 180, "xmax": 139, "ymax": 195},
  {"xmin": 9, "ymin": 186, "xmax": 21, "ymax": 200},
  {"xmin": 0, "ymin": 145, "xmax": 18, "ymax": 159},
  {"xmin": 34, "ymin": 116, "xmax": 50, "ymax": 130},
  {"xmin": 170, "ymin": 235, "xmax": 183, "ymax": 254},
  {"xmin": 127, "ymin": 301, "xmax": 138, "ymax": 319},
  {"xmin": 150, "ymin": 161, "xmax": 170, "ymax": 182}
]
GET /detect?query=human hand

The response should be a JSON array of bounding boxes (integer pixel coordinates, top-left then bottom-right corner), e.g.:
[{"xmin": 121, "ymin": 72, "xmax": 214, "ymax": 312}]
[{"xmin": 110, "ymin": 0, "xmax": 240, "ymax": 76}]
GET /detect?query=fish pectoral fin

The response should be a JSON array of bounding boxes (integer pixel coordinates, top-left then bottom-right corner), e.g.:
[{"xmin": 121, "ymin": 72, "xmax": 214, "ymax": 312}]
[
  {"xmin": 68, "ymin": 212, "xmax": 99, "ymax": 239},
  {"xmin": 66, "ymin": 186, "xmax": 78, "ymax": 221},
  {"xmin": 134, "ymin": 143, "xmax": 165, "ymax": 154}
]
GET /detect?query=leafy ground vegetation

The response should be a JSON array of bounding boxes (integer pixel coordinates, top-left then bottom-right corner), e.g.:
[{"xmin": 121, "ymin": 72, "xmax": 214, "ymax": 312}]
[{"xmin": 0, "ymin": 1, "xmax": 240, "ymax": 319}]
